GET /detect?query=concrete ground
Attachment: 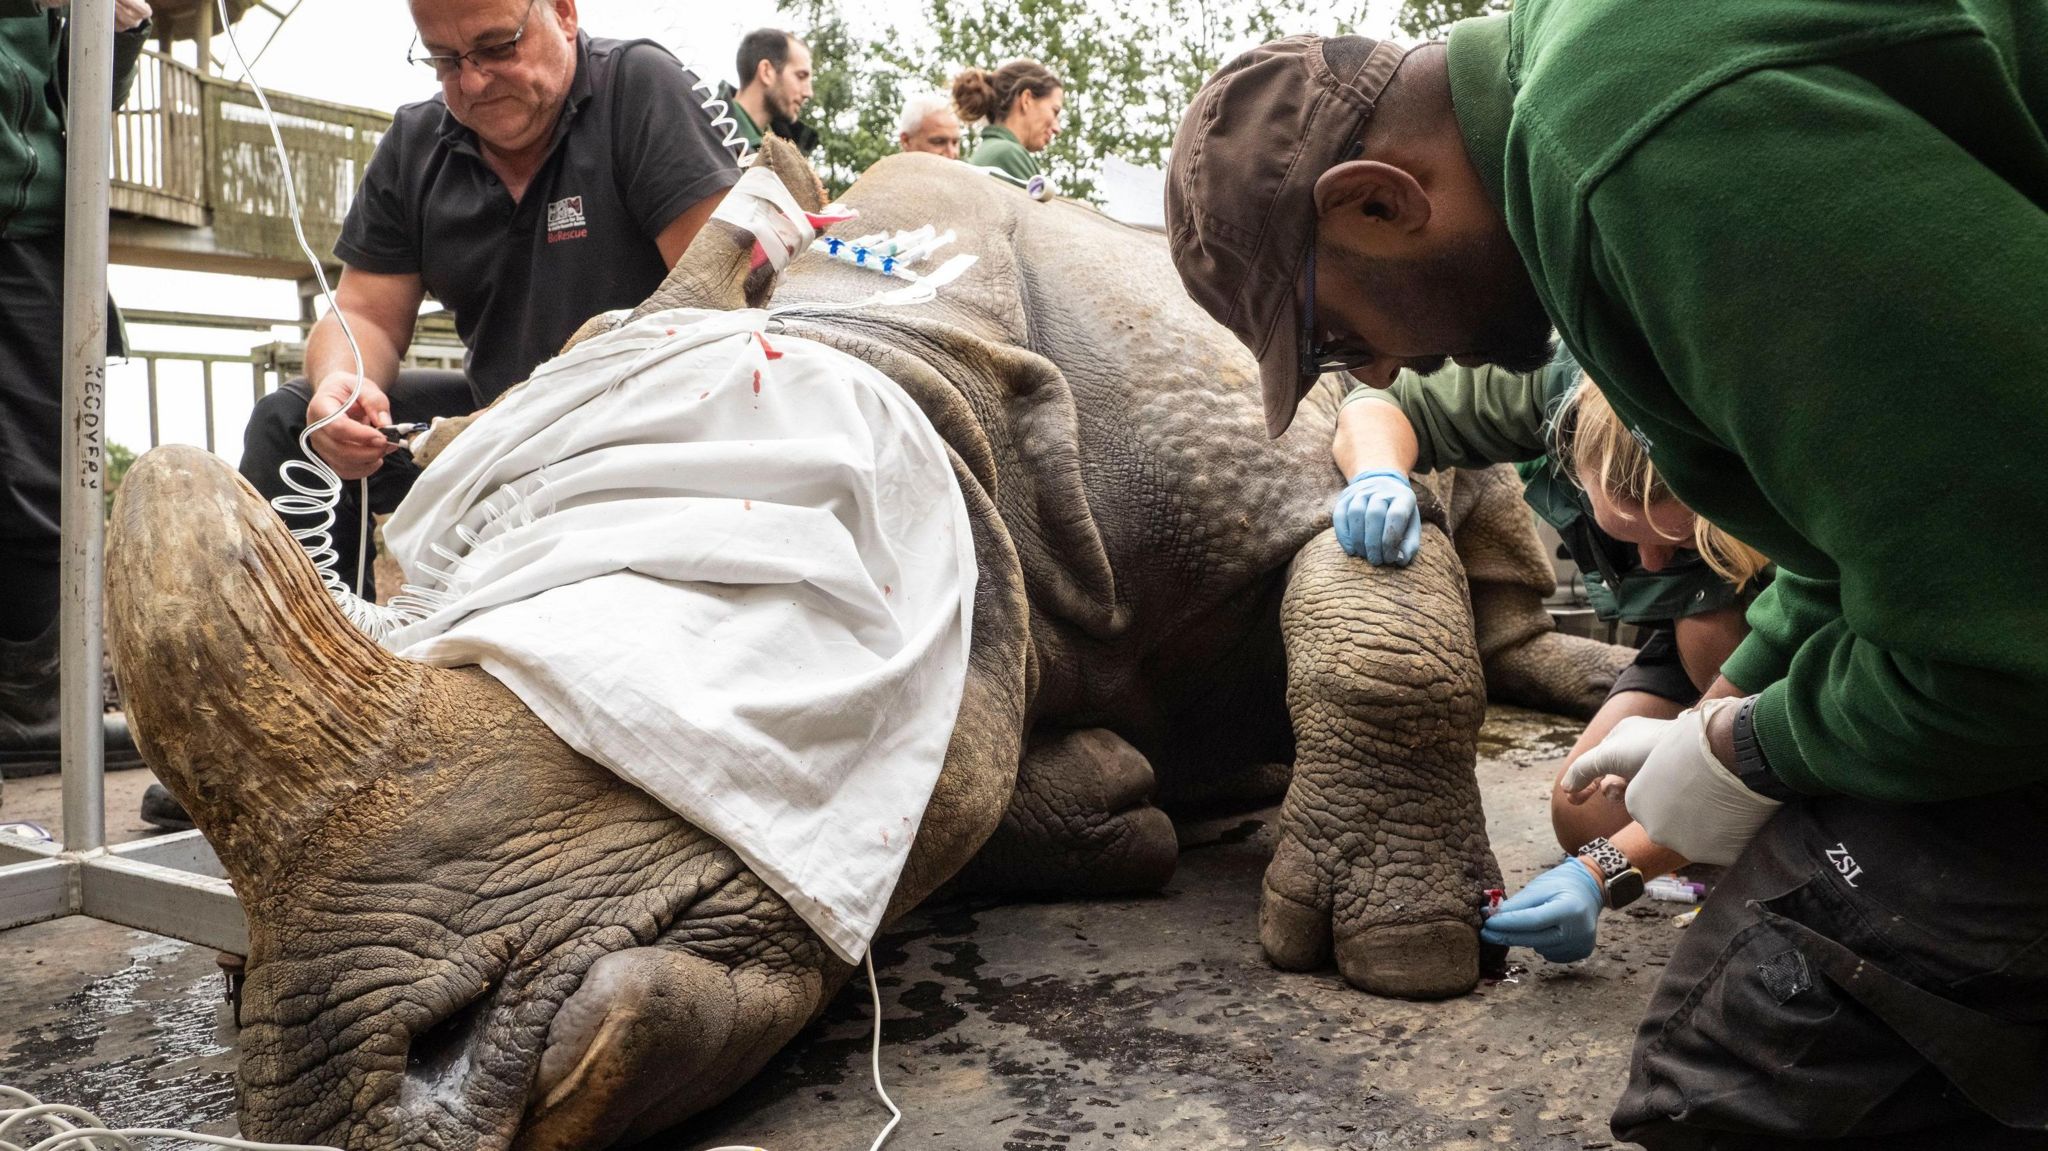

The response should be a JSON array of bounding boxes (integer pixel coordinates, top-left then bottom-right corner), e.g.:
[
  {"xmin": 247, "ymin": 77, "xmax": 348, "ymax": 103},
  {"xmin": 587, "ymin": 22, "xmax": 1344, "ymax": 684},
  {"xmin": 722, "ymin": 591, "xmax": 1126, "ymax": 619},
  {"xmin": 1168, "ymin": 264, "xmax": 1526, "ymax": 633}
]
[{"xmin": 0, "ymin": 707, "xmax": 1709, "ymax": 1150}]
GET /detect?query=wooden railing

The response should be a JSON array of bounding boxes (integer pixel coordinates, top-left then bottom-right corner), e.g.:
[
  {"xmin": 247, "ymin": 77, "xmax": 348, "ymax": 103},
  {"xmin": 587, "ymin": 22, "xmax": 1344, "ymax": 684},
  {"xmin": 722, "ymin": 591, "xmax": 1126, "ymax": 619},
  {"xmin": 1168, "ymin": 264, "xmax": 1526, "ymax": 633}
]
[{"xmin": 111, "ymin": 50, "xmax": 391, "ymax": 267}]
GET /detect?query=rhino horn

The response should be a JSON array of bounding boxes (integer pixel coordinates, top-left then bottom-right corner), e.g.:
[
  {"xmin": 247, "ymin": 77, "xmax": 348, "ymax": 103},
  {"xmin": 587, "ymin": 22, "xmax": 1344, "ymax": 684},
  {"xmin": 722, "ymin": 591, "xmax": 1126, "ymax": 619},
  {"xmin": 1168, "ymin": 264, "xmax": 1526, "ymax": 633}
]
[
  {"xmin": 634, "ymin": 136, "xmax": 827, "ymax": 317},
  {"xmin": 105, "ymin": 445, "xmax": 424, "ymax": 892}
]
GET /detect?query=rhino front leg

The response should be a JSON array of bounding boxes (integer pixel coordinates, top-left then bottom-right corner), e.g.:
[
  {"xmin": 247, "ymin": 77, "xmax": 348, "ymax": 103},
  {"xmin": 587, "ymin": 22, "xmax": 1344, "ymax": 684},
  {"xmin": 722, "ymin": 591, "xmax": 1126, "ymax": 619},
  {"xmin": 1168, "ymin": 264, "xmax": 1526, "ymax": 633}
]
[
  {"xmin": 1266, "ymin": 529, "xmax": 1500, "ymax": 1000},
  {"xmin": 954, "ymin": 727, "xmax": 1180, "ymax": 896}
]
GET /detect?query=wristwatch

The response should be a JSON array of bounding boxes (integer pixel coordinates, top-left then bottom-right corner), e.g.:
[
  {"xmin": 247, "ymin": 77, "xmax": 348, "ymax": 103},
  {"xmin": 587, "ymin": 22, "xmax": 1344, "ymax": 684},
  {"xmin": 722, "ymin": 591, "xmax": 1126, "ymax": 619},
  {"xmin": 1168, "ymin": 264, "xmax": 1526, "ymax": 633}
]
[
  {"xmin": 1731, "ymin": 696, "xmax": 1798, "ymax": 801},
  {"xmin": 1575, "ymin": 837, "xmax": 1645, "ymax": 909}
]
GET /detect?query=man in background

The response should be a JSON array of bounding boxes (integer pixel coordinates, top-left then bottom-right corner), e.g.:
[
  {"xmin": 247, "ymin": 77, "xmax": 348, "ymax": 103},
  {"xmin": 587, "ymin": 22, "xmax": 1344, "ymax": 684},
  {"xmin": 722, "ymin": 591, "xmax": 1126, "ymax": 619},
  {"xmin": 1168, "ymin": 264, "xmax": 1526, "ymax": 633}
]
[
  {"xmin": 717, "ymin": 27, "xmax": 816, "ymax": 155},
  {"xmin": 895, "ymin": 90, "xmax": 960, "ymax": 159}
]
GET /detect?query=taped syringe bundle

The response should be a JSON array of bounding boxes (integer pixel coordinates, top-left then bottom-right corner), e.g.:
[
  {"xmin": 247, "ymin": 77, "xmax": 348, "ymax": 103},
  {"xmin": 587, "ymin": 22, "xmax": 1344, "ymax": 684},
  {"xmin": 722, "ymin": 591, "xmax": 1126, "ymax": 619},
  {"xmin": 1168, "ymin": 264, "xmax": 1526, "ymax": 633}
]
[{"xmin": 813, "ymin": 224, "xmax": 960, "ymax": 281}]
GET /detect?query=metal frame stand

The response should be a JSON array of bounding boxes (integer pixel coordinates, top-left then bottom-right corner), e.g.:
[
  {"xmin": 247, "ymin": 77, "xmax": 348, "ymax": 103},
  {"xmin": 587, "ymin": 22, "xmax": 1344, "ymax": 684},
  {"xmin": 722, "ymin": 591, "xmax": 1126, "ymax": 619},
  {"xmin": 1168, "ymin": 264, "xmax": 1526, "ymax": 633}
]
[{"xmin": 0, "ymin": 0, "xmax": 245, "ymax": 957}]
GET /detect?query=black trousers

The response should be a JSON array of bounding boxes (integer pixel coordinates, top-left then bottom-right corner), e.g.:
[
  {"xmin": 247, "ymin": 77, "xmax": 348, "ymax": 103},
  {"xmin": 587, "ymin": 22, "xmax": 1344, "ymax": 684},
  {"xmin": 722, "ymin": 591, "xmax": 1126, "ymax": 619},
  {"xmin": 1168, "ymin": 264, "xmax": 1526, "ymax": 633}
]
[
  {"xmin": 1614, "ymin": 783, "xmax": 2048, "ymax": 1150},
  {"xmin": 237, "ymin": 370, "xmax": 476, "ymax": 599},
  {"xmin": 0, "ymin": 234, "xmax": 118, "ymax": 642}
]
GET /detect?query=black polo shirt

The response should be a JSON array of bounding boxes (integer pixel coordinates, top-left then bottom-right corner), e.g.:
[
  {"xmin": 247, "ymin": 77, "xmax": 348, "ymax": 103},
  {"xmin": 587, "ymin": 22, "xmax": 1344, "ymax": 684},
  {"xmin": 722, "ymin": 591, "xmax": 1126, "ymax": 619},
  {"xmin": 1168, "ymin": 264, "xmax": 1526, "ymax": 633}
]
[{"xmin": 335, "ymin": 34, "xmax": 739, "ymax": 403}]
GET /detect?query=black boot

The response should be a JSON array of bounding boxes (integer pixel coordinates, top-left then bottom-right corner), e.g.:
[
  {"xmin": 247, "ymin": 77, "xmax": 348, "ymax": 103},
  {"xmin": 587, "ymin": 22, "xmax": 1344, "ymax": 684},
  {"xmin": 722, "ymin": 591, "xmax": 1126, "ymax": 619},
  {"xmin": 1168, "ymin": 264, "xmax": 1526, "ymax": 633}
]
[
  {"xmin": 0, "ymin": 624, "xmax": 144, "ymax": 777},
  {"xmin": 140, "ymin": 782, "xmax": 194, "ymax": 831}
]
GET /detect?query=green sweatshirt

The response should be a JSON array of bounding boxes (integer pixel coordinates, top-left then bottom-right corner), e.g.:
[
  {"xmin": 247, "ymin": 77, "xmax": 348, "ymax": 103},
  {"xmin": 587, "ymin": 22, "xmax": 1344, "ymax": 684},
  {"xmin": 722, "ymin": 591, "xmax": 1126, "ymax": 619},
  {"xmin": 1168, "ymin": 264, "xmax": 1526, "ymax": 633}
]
[
  {"xmin": 965, "ymin": 124, "xmax": 1038, "ymax": 185},
  {"xmin": 1, "ymin": 0, "xmax": 148, "ymax": 237},
  {"xmin": 1343, "ymin": 355, "xmax": 1746, "ymax": 625},
  {"xmin": 1446, "ymin": 2, "xmax": 2048, "ymax": 802}
]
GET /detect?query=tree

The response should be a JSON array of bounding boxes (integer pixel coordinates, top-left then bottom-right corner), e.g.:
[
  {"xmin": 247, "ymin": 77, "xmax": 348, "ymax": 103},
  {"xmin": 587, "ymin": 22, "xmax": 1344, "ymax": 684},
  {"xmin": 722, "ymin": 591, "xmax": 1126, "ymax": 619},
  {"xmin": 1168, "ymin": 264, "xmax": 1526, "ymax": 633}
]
[
  {"xmin": 779, "ymin": 0, "xmax": 1347, "ymax": 203},
  {"xmin": 1394, "ymin": 0, "xmax": 1509, "ymax": 39},
  {"xmin": 103, "ymin": 441, "xmax": 136, "ymax": 520}
]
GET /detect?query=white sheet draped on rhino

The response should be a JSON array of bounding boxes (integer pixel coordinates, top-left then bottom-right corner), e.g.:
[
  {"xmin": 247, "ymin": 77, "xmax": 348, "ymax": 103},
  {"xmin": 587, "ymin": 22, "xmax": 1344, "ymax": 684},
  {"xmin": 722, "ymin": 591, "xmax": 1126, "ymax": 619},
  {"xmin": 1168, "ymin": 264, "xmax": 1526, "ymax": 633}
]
[{"xmin": 380, "ymin": 307, "xmax": 977, "ymax": 962}]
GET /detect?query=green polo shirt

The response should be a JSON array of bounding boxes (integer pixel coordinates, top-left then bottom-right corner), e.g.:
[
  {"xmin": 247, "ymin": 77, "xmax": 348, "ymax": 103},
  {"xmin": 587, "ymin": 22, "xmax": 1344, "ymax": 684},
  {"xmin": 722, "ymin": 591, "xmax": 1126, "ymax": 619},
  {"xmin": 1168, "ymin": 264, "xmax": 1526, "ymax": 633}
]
[
  {"xmin": 1343, "ymin": 353, "xmax": 1748, "ymax": 626},
  {"xmin": 966, "ymin": 124, "xmax": 1038, "ymax": 184},
  {"xmin": 726, "ymin": 91, "xmax": 764, "ymax": 149},
  {"xmin": 1445, "ymin": 3, "xmax": 2048, "ymax": 802}
]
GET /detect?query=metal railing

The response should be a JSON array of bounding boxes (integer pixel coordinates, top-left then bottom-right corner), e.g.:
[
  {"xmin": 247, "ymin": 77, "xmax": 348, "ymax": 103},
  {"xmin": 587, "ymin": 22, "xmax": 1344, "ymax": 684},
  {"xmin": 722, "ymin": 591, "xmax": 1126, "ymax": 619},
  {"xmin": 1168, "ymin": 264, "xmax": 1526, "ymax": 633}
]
[
  {"xmin": 110, "ymin": 49, "xmax": 390, "ymax": 267},
  {"xmin": 117, "ymin": 307, "xmax": 463, "ymax": 458}
]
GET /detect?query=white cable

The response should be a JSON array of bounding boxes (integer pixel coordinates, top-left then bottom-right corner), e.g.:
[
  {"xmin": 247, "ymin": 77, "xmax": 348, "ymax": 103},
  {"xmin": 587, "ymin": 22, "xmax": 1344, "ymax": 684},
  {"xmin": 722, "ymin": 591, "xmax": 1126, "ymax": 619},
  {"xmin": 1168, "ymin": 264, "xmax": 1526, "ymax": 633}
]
[
  {"xmin": 0, "ymin": 1084, "xmax": 339, "ymax": 1151},
  {"xmin": 861, "ymin": 952, "xmax": 902, "ymax": 1151},
  {"xmin": 215, "ymin": 0, "xmax": 412, "ymax": 642},
  {"xmin": 692, "ymin": 75, "xmax": 754, "ymax": 162}
]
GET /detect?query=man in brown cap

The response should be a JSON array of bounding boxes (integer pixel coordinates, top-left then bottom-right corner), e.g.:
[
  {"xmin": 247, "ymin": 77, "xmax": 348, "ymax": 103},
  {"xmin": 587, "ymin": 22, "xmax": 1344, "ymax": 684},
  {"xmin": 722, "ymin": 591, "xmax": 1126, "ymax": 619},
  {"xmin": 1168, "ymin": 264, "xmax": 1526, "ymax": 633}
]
[{"xmin": 1168, "ymin": 7, "xmax": 2048, "ymax": 1149}]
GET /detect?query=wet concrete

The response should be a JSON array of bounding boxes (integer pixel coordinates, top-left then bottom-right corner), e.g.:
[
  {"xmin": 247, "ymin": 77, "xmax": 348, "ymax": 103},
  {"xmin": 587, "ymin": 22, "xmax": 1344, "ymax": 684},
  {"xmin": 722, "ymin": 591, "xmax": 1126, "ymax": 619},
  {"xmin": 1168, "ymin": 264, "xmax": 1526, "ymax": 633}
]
[{"xmin": 0, "ymin": 707, "xmax": 1694, "ymax": 1149}]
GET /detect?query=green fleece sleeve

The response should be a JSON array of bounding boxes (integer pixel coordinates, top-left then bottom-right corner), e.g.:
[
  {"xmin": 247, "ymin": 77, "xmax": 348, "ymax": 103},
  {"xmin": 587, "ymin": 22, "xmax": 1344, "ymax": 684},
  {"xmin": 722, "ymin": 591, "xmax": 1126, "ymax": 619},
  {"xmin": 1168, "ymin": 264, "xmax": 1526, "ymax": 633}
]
[
  {"xmin": 1718, "ymin": 569, "xmax": 1838, "ymax": 697},
  {"xmin": 1584, "ymin": 64, "xmax": 2048, "ymax": 801},
  {"xmin": 1341, "ymin": 361, "xmax": 1563, "ymax": 474}
]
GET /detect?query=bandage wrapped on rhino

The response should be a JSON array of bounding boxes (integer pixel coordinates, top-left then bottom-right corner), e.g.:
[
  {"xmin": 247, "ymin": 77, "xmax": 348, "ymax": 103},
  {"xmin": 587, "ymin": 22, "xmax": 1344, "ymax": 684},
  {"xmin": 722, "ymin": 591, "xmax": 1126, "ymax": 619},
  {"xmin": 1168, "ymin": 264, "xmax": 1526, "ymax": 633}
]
[{"xmin": 106, "ymin": 139, "xmax": 1629, "ymax": 1150}]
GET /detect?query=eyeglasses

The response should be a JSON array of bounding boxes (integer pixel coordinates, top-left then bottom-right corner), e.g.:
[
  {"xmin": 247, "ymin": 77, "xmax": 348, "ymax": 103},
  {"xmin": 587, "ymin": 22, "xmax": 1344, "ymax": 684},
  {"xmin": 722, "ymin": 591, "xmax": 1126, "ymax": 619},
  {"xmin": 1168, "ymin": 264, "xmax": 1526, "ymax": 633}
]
[
  {"xmin": 1298, "ymin": 244, "xmax": 1377, "ymax": 382},
  {"xmin": 407, "ymin": 0, "xmax": 540, "ymax": 78}
]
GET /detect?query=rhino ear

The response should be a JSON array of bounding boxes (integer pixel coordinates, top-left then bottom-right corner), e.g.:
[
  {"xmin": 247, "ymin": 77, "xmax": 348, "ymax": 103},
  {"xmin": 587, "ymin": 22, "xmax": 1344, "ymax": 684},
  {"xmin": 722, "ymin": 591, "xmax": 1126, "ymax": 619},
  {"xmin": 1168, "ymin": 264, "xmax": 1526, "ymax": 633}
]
[
  {"xmin": 752, "ymin": 135, "xmax": 826, "ymax": 214},
  {"xmin": 635, "ymin": 136, "xmax": 828, "ymax": 317}
]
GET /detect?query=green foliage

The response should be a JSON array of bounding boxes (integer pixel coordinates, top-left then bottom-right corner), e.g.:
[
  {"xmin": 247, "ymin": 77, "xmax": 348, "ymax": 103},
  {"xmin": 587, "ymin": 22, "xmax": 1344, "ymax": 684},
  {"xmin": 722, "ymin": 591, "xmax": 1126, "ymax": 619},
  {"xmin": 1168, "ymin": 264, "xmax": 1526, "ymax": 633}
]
[
  {"xmin": 1394, "ymin": 0, "xmax": 1509, "ymax": 39},
  {"xmin": 103, "ymin": 441, "xmax": 136, "ymax": 520},
  {"xmin": 778, "ymin": 0, "xmax": 1349, "ymax": 203}
]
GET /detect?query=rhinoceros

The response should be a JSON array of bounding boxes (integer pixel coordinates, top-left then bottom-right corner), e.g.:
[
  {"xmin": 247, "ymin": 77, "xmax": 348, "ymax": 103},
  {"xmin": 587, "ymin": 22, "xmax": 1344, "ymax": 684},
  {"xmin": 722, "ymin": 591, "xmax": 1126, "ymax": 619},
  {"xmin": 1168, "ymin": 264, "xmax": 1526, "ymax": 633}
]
[{"xmin": 104, "ymin": 141, "xmax": 1627, "ymax": 1150}]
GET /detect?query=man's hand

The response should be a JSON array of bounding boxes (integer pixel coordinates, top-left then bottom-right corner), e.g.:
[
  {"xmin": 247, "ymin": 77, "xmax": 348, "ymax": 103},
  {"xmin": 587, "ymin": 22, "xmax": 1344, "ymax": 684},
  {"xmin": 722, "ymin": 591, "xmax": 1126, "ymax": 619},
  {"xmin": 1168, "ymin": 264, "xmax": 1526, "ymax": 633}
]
[
  {"xmin": 1331, "ymin": 470, "xmax": 1421, "ymax": 565},
  {"xmin": 305, "ymin": 372, "xmax": 397, "ymax": 480},
  {"xmin": 1624, "ymin": 698, "xmax": 1782, "ymax": 865},
  {"xmin": 1480, "ymin": 857, "xmax": 1604, "ymax": 962},
  {"xmin": 1559, "ymin": 713, "xmax": 1670, "ymax": 800},
  {"xmin": 113, "ymin": 0, "xmax": 150, "ymax": 31}
]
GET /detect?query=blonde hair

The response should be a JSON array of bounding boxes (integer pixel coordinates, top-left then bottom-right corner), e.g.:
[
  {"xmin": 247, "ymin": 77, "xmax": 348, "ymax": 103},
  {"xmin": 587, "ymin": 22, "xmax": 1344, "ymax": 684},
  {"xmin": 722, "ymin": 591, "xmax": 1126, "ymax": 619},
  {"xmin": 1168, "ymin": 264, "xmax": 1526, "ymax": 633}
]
[{"xmin": 1562, "ymin": 376, "xmax": 1770, "ymax": 590}]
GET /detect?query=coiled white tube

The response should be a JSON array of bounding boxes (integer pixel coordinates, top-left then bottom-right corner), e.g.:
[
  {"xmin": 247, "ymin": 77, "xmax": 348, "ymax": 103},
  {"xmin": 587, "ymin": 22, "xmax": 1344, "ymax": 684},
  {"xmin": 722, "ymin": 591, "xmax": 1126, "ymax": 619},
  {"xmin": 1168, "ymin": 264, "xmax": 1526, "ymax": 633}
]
[
  {"xmin": 0, "ymin": 1085, "xmax": 340, "ymax": 1151},
  {"xmin": 692, "ymin": 75, "xmax": 755, "ymax": 162},
  {"xmin": 214, "ymin": 0, "xmax": 411, "ymax": 642}
]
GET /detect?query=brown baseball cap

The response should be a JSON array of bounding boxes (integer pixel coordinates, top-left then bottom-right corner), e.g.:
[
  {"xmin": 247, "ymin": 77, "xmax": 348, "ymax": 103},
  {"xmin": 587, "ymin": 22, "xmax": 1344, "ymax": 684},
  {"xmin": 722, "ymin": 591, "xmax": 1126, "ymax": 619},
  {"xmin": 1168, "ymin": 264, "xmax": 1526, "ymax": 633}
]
[{"xmin": 1166, "ymin": 35, "xmax": 1410, "ymax": 438}]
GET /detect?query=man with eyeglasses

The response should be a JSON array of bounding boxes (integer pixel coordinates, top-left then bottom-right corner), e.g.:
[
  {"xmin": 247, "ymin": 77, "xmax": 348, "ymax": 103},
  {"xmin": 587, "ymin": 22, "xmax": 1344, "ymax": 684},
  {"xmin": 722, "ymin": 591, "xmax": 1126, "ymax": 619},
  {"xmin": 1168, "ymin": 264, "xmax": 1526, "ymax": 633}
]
[
  {"xmin": 236, "ymin": 0, "xmax": 737, "ymax": 591},
  {"xmin": 1165, "ymin": 7, "xmax": 2047, "ymax": 1150},
  {"xmin": 188, "ymin": 0, "xmax": 738, "ymax": 830}
]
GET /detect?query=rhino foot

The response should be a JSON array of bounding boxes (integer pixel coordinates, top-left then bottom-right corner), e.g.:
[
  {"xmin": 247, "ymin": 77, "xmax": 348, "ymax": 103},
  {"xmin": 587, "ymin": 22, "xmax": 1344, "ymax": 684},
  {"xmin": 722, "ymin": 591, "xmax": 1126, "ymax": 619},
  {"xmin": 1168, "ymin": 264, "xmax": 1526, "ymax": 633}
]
[
  {"xmin": 1272, "ymin": 531, "xmax": 1501, "ymax": 1000},
  {"xmin": 1485, "ymin": 629, "xmax": 1636, "ymax": 720},
  {"xmin": 955, "ymin": 727, "xmax": 1178, "ymax": 896}
]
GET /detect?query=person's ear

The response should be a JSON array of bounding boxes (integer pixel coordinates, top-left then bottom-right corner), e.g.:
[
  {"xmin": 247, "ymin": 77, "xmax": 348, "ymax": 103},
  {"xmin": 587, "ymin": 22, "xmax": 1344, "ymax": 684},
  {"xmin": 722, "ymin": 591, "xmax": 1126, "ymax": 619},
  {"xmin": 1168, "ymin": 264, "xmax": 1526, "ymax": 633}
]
[
  {"xmin": 1312, "ymin": 160, "xmax": 1431, "ymax": 236},
  {"xmin": 551, "ymin": 0, "xmax": 577, "ymax": 39},
  {"xmin": 755, "ymin": 58, "xmax": 777, "ymax": 89}
]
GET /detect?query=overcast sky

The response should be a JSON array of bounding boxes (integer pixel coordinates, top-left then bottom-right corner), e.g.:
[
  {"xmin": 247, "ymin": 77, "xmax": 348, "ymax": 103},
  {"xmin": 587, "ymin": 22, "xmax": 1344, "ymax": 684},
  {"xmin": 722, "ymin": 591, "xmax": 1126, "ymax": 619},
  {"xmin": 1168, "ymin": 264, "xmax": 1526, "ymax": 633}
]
[{"xmin": 106, "ymin": 0, "xmax": 1397, "ymax": 461}]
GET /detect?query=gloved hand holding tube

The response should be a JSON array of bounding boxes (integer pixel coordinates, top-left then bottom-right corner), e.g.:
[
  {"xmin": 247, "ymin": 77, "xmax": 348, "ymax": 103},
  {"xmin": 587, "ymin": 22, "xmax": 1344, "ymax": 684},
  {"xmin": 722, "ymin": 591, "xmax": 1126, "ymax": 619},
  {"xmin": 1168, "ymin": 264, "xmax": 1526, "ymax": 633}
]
[{"xmin": 1480, "ymin": 856, "xmax": 1605, "ymax": 962}]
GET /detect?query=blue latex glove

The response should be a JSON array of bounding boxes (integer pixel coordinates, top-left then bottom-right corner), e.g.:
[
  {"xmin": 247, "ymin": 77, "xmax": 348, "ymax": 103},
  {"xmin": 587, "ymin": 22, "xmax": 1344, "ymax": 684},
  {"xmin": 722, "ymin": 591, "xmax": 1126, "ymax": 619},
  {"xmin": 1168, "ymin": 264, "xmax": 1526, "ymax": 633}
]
[
  {"xmin": 1480, "ymin": 858, "xmax": 1604, "ymax": 962},
  {"xmin": 1331, "ymin": 469, "xmax": 1421, "ymax": 566}
]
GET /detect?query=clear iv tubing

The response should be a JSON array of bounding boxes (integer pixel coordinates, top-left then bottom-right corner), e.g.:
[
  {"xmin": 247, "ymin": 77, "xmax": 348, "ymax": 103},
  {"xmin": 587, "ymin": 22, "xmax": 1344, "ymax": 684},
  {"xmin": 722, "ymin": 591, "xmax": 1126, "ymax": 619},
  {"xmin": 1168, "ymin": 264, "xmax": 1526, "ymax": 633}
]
[{"xmin": 214, "ymin": 0, "xmax": 411, "ymax": 641}]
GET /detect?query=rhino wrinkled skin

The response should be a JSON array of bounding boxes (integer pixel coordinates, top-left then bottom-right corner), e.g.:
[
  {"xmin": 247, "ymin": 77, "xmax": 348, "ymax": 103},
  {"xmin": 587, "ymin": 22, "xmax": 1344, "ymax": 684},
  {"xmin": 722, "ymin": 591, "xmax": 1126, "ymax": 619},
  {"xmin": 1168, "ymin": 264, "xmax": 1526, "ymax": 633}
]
[{"xmin": 105, "ymin": 144, "xmax": 1628, "ymax": 1150}]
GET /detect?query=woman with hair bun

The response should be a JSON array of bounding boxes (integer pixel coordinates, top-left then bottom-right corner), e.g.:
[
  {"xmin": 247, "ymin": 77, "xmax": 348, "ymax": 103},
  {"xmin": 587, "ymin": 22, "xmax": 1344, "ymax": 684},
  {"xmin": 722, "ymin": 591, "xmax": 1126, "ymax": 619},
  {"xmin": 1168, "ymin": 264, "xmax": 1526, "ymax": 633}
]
[{"xmin": 951, "ymin": 58, "xmax": 1064, "ymax": 185}]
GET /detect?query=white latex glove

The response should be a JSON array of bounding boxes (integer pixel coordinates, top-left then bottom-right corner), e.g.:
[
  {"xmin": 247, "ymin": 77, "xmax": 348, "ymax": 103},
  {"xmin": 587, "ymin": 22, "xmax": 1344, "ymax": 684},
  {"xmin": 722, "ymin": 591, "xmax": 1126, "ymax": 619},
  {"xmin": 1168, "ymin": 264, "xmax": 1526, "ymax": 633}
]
[
  {"xmin": 1559, "ymin": 713, "xmax": 1673, "ymax": 796},
  {"xmin": 1624, "ymin": 699, "xmax": 1783, "ymax": 865}
]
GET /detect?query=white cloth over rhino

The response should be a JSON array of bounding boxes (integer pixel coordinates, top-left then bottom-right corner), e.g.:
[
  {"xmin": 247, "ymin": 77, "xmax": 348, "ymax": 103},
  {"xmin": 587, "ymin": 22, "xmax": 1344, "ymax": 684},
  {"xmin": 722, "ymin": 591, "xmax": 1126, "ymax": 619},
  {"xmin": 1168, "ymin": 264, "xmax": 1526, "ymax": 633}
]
[{"xmin": 380, "ymin": 307, "xmax": 977, "ymax": 963}]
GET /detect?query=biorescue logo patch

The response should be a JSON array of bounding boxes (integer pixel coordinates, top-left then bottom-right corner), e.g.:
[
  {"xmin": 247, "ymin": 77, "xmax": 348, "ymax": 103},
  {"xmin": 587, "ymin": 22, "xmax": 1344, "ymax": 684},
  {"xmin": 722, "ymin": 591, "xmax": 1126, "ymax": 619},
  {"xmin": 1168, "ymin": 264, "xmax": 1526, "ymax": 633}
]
[{"xmin": 547, "ymin": 195, "xmax": 588, "ymax": 243}]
